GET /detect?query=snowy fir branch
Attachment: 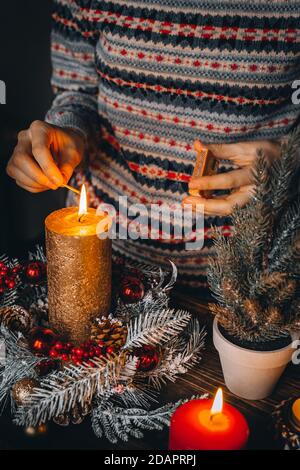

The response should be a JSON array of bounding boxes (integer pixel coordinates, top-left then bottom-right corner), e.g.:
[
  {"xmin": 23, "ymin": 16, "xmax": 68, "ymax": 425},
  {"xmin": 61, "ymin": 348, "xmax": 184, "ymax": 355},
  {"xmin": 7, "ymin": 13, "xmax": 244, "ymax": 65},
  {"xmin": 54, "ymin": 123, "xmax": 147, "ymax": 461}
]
[
  {"xmin": 124, "ymin": 308, "xmax": 191, "ymax": 349},
  {"xmin": 0, "ymin": 327, "xmax": 41, "ymax": 410},
  {"xmin": 13, "ymin": 354, "xmax": 138, "ymax": 427},
  {"xmin": 208, "ymin": 128, "xmax": 300, "ymax": 343},
  {"xmin": 91, "ymin": 394, "xmax": 207, "ymax": 444},
  {"xmin": 144, "ymin": 319, "xmax": 206, "ymax": 389}
]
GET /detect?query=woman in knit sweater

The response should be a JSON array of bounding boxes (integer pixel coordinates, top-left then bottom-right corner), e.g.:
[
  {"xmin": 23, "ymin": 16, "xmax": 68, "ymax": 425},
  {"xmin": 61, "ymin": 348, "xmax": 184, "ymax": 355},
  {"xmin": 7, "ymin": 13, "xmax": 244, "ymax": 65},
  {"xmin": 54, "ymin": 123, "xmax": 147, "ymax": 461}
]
[{"xmin": 6, "ymin": 1, "xmax": 300, "ymax": 291}]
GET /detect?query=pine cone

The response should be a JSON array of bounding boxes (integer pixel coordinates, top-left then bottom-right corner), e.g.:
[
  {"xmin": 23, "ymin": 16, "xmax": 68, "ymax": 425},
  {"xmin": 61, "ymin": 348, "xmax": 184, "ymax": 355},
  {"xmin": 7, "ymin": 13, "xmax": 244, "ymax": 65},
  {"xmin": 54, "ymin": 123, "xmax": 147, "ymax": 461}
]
[
  {"xmin": 0, "ymin": 305, "xmax": 32, "ymax": 334},
  {"xmin": 90, "ymin": 316, "xmax": 127, "ymax": 350}
]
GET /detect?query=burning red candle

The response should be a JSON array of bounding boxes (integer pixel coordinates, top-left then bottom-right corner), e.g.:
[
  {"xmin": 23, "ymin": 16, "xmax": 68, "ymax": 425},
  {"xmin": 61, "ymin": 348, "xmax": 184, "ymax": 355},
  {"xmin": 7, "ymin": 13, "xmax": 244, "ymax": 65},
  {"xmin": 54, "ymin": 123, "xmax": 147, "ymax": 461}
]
[{"xmin": 169, "ymin": 388, "xmax": 249, "ymax": 450}]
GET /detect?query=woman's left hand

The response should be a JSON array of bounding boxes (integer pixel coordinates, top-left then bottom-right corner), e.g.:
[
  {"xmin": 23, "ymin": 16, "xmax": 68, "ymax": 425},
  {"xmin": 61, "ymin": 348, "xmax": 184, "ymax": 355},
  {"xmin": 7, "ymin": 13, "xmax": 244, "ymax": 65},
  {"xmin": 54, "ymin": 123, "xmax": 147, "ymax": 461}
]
[{"xmin": 182, "ymin": 139, "xmax": 281, "ymax": 216}]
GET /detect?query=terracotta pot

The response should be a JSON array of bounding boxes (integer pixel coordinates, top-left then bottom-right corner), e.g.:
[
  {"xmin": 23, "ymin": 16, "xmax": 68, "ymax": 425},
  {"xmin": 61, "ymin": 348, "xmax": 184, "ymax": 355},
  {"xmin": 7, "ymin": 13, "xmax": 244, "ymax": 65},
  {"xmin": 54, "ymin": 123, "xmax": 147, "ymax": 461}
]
[{"xmin": 213, "ymin": 318, "xmax": 298, "ymax": 400}]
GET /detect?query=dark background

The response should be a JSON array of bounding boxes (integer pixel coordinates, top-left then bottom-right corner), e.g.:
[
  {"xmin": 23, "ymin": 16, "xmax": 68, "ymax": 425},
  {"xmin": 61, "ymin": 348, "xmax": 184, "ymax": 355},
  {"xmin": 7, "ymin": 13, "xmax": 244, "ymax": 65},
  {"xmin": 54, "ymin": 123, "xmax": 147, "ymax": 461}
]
[{"xmin": 0, "ymin": 0, "xmax": 65, "ymax": 257}]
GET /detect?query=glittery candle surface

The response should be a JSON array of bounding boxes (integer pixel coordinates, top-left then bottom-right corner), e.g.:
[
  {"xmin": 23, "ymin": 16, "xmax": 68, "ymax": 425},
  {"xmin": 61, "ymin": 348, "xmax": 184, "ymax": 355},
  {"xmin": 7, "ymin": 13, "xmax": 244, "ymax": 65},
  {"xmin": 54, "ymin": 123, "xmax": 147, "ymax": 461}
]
[{"xmin": 45, "ymin": 207, "xmax": 112, "ymax": 343}]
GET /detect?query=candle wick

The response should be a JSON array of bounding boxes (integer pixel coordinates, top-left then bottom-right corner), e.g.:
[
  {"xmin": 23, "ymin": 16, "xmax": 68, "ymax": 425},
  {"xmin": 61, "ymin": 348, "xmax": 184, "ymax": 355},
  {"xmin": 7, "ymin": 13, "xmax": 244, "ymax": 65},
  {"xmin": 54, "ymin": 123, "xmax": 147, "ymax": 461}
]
[
  {"xmin": 78, "ymin": 214, "xmax": 85, "ymax": 223},
  {"xmin": 210, "ymin": 412, "xmax": 220, "ymax": 421}
]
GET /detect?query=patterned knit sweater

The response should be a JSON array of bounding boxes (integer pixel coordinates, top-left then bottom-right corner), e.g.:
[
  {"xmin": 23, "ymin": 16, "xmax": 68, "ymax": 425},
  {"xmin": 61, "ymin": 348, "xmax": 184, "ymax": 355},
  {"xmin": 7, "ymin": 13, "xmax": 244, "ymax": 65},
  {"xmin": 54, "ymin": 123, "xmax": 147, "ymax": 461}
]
[{"xmin": 46, "ymin": 0, "xmax": 300, "ymax": 292}]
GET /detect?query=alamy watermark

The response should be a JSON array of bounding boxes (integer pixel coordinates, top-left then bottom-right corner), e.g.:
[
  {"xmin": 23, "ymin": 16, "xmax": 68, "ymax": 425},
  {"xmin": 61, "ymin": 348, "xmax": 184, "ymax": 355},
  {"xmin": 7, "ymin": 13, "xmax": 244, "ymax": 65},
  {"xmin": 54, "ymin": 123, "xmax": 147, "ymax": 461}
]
[
  {"xmin": 292, "ymin": 340, "xmax": 300, "ymax": 365},
  {"xmin": 292, "ymin": 80, "xmax": 300, "ymax": 105},
  {"xmin": 94, "ymin": 197, "xmax": 205, "ymax": 251}
]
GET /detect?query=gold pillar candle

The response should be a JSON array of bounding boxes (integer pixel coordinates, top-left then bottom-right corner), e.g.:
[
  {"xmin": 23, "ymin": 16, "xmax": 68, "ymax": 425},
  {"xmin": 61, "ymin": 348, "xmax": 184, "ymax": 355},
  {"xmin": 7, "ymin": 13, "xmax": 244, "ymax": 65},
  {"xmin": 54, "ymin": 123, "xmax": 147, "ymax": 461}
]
[{"xmin": 45, "ymin": 188, "xmax": 111, "ymax": 343}]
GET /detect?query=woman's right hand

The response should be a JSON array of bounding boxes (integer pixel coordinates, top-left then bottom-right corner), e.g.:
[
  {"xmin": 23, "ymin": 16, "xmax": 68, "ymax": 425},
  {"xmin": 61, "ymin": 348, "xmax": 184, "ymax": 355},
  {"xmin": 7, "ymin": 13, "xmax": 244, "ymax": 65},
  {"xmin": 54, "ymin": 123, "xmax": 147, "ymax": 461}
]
[{"xmin": 6, "ymin": 120, "xmax": 85, "ymax": 192}]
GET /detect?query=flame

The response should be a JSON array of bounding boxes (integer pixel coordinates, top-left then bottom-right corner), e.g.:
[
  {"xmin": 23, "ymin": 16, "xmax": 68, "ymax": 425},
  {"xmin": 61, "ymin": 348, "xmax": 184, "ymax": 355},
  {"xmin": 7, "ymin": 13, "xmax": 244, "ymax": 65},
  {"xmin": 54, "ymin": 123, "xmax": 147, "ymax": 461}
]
[
  {"xmin": 211, "ymin": 388, "xmax": 223, "ymax": 416},
  {"xmin": 78, "ymin": 184, "xmax": 88, "ymax": 217}
]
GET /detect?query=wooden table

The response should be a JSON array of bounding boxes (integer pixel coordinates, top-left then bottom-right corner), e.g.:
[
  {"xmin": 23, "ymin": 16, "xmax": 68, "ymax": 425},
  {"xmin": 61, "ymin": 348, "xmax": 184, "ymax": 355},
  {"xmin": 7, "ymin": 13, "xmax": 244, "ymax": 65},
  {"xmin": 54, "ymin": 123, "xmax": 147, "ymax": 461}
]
[{"xmin": 0, "ymin": 294, "xmax": 299, "ymax": 450}]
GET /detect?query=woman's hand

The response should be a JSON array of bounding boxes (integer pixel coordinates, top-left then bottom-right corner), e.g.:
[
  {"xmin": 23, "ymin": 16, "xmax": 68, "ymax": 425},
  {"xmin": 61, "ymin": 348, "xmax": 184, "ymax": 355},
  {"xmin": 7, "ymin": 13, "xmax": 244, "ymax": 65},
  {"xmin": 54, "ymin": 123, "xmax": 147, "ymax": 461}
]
[
  {"xmin": 183, "ymin": 139, "xmax": 281, "ymax": 216},
  {"xmin": 6, "ymin": 121, "xmax": 85, "ymax": 193}
]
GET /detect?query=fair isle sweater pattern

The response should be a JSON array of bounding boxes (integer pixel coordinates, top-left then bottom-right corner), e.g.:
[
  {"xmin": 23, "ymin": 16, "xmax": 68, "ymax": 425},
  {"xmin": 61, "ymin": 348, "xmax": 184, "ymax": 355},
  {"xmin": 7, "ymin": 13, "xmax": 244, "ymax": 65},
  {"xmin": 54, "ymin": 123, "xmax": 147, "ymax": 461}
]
[{"xmin": 46, "ymin": 0, "xmax": 300, "ymax": 289}]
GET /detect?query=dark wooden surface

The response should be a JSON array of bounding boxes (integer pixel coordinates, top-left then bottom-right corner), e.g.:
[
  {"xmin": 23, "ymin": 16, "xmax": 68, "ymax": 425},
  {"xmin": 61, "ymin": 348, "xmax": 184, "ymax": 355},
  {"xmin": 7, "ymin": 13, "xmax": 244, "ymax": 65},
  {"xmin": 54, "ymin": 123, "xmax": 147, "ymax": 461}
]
[{"xmin": 0, "ymin": 295, "xmax": 299, "ymax": 450}]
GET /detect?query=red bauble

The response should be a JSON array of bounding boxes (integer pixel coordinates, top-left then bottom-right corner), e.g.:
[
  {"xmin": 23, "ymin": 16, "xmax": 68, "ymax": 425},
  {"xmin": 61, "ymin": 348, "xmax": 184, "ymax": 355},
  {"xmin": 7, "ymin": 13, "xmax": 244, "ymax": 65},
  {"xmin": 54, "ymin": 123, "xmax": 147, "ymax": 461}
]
[
  {"xmin": 133, "ymin": 345, "xmax": 160, "ymax": 372},
  {"xmin": 29, "ymin": 327, "xmax": 57, "ymax": 356},
  {"xmin": 24, "ymin": 261, "xmax": 46, "ymax": 283},
  {"xmin": 120, "ymin": 276, "xmax": 145, "ymax": 304}
]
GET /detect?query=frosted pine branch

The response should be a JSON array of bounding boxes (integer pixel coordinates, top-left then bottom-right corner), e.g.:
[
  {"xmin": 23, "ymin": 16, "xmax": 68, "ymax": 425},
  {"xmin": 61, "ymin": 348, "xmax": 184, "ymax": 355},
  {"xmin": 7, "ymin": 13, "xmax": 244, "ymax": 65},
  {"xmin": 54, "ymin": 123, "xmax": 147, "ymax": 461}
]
[
  {"xmin": 145, "ymin": 319, "xmax": 206, "ymax": 389},
  {"xmin": 0, "ymin": 327, "xmax": 42, "ymax": 410},
  {"xmin": 91, "ymin": 394, "xmax": 207, "ymax": 444},
  {"xmin": 124, "ymin": 308, "xmax": 191, "ymax": 349},
  {"xmin": 13, "ymin": 354, "xmax": 137, "ymax": 427},
  {"xmin": 208, "ymin": 130, "xmax": 300, "ymax": 343}
]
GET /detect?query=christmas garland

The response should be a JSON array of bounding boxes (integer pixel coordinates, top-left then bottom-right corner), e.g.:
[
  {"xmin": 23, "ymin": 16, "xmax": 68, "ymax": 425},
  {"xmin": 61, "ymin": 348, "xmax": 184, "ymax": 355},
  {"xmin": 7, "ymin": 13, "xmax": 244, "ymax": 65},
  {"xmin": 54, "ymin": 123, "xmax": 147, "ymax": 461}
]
[{"xmin": 0, "ymin": 248, "xmax": 206, "ymax": 443}]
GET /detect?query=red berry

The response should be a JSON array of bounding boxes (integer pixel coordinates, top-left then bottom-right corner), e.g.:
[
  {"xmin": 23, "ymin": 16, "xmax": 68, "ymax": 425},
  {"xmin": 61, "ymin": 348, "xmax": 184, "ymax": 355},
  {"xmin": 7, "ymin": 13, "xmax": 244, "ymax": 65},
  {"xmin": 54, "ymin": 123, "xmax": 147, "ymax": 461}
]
[
  {"xmin": 74, "ymin": 347, "xmax": 83, "ymax": 358},
  {"xmin": 106, "ymin": 346, "xmax": 114, "ymax": 355},
  {"xmin": 49, "ymin": 348, "xmax": 59, "ymax": 358},
  {"xmin": 83, "ymin": 352, "xmax": 90, "ymax": 360},
  {"xmin": 5, "ymin": 276, "xmax": 16, "ymax": 289},
  {"xmin": 65, "ymin": 342, "xmax": 73, "ymax": 351},
  {"xmin": 61, "ymin": 353, "xmax": 69, "ymax": 361},
  {"xmin": 94, "ymin": 346, "xmax": 102, "ymax": 357},
  {"xmin": 0, "ymin": 266, "xmax": 8, "ymax": 276},
  {"xmin": 11, "ymin": 265, "xmax": 22, "ymax": 274},
  {"xmin": 54, "ymin": 341, "xmax": 63, "ymax": 351}
]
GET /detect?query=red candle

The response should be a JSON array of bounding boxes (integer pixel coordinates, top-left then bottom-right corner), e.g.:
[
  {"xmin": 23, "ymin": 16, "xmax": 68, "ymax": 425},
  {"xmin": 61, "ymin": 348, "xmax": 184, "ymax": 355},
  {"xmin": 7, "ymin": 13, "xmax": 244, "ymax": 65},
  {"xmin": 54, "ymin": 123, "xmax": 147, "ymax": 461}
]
[{"xmin": 169, "ymin": 388, "xmax": 249, "ymax": 450}]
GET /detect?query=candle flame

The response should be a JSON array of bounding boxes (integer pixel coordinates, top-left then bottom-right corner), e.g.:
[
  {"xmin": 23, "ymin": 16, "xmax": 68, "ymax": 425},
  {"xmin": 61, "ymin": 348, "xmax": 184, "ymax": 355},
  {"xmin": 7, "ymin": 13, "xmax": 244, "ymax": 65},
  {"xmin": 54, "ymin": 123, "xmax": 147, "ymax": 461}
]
[
  {"xmin": 78, "ymin": 184, "xmax": 88, "ymax": 217},
  {"xmin": 211, "ymin": 388, "xmax": 223, "ymax": 416}
]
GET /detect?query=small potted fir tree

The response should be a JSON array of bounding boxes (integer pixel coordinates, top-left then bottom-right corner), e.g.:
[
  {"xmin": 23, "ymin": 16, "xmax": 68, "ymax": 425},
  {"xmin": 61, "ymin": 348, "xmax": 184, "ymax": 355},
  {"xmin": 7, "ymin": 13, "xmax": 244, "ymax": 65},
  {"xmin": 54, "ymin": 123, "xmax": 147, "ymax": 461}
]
[{"xmin": 208, "ymin": 130, "xmax": 300, "ymax": 400}]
